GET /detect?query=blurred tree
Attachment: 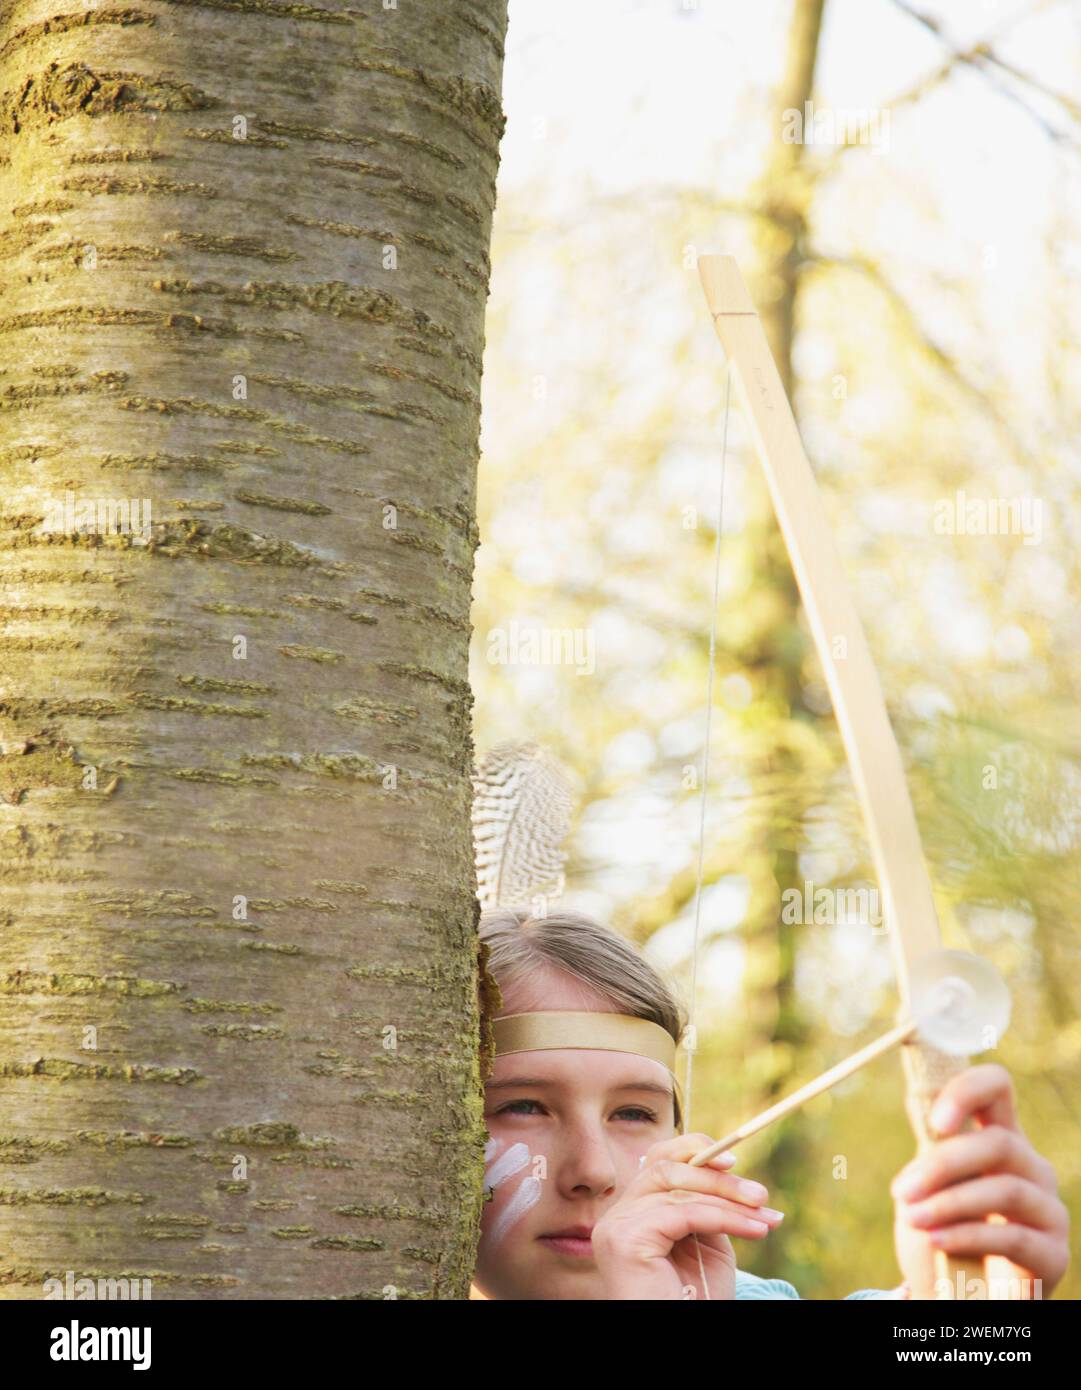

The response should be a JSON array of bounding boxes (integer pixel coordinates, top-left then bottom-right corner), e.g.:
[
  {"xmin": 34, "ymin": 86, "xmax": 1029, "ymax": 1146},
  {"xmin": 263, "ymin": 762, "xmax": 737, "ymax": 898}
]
[{"xmin": 738, "ymin": 0, "xmax": 828, "ymax": 1290}]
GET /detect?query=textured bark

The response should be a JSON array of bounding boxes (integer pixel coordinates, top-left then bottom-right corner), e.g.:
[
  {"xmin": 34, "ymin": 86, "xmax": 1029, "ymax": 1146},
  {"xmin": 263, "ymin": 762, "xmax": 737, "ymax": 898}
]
[{"xmin": 0, "ymin": 0, "xmax": 507, "ymax": 1299}]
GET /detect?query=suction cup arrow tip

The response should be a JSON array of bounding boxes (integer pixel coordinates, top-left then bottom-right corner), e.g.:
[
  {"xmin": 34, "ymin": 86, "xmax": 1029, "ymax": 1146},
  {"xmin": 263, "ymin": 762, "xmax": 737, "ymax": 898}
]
[{"xmin": 910, "ymin": 949, "xmax": 1011, "ymax": 1057}]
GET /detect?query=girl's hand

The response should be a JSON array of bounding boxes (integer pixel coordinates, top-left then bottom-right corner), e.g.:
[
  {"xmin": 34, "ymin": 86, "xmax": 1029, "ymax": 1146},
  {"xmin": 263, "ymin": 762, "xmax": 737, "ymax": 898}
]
[
  {"xmin": 590, "ymin": 1132, "xmax": 784, "ymax": 1300},
  {"xmin": 891, "ymin": 1064, "xmax": 1069, "ymax": 1298}
]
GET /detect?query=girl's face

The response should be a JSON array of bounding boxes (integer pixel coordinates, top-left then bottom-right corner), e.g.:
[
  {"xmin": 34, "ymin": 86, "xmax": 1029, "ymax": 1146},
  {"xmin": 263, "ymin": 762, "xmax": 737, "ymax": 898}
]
[{"xmin": 473, "ymin": 967, "xmax": 678, "ymax": 1300}]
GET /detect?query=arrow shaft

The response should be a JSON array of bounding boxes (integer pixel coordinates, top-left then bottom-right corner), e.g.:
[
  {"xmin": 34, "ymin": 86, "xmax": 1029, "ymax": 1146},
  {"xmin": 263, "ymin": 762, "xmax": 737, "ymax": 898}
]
[{"xmin": 690, "ymin": 1018, "xmax": 920, "ymax": 1167}]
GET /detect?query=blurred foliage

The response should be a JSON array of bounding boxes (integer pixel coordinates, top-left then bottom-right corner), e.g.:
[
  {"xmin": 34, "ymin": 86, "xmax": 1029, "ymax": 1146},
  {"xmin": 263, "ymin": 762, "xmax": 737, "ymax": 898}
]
[{"xmin": 473, "ymin": 0, "xmax": 1081, "ymax": 1297}]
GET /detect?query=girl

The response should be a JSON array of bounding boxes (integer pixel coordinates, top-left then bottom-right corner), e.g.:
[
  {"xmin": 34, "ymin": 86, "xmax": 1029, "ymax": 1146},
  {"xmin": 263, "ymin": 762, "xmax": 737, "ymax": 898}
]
[{"xmin": 471, "ymin": 907, "xmax": 1069, "ymax": 1301}]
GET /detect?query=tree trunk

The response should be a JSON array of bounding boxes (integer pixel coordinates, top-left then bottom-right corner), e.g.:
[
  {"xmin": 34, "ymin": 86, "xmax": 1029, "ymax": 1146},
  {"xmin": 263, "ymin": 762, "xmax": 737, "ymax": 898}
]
[
  {"xmin": 0, "ymin": 0, "xmax": 508, "ymax": 1300},
  {"xmin": 743, "ymin": 0, "xmax": 827, "ymax": 1288}
]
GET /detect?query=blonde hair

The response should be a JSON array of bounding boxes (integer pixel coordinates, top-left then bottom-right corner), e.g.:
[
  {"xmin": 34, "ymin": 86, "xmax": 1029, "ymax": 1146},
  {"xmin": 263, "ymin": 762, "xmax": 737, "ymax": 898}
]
[{"xmin": 479, "ymin": 906, "xmax": 687, "ymax": 1129}]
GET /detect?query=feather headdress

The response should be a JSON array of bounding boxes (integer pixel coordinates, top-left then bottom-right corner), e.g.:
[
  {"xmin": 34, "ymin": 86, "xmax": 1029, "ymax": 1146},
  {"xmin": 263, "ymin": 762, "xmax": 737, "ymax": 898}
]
[
  {"xmin": 472, "ymin": 742, "xmax": 680, "ymax": 1085},
  {"xmin": 471, "ymin": 741, "xmax": 575, "ymax": 910}
]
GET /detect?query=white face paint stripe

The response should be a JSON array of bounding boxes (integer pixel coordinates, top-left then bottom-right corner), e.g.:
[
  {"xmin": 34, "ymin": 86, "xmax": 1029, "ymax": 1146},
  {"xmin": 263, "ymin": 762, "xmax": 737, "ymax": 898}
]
[
  {"xmin": 483, "ymin": 1140, "xmax": 530, "ymax": 1195},
  {"xmin": 484, "ymin": 1147, "xmax": 528, "ymax": 1193},
  {"xmin": 484, "ymin": 1137, "xmax": 501, "ymax": 1163},
  {"xmin": 489, "ymin": 1175, "xmax": 542, "ymax": 1245}
]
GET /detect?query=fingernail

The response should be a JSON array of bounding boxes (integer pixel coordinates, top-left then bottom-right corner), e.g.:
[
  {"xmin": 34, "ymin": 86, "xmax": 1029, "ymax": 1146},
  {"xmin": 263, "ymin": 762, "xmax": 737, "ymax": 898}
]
[
  {"xmin": 737, "ymin": 1179, "xmax": 768, "ymax": 1201},
  {"xmin": 761, "ymin": 1207, "xmax": 784, "ymax": 1221},
  {"xmin": 707, "ymin": 1150, "xmax": 737, "ymax": 1166}
]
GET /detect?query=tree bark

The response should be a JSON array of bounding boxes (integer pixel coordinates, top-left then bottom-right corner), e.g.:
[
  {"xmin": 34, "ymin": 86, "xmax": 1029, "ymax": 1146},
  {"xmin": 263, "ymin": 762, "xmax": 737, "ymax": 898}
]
[{"xmin": 0, "ymin": 0, "xmax": 507, "ymax": 1300}]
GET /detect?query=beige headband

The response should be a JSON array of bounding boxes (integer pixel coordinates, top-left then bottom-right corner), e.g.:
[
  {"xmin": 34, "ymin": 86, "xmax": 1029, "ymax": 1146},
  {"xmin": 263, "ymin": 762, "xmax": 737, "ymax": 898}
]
[{"xmin": 492, "ymin": 1011, "xmax": 678, "ymax": 1074}]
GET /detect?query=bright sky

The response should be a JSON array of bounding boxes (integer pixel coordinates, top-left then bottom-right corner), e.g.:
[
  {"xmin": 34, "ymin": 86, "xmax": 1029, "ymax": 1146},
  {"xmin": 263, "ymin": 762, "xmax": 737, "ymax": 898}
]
[{"xmin": 497, "ymin": 0, "xmax": 1080, "ymax": 336}]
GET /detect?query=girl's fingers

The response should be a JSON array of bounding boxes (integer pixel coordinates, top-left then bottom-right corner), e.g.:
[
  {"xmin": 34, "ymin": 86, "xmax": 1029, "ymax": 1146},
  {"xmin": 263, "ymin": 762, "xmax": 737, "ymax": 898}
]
[
  {"xmin": 639, "ymin": 1132, "xmax": 739, "ymax": 1170},
  {"xmin": 891, "ymin": 1126, "xmax": 1050, "ymax": 1204},
  {"xmin": 903, "ymin": 1174, "xmax": 1069, "ymax": 1234},
  {"xmin": 595, "ymin": 1190, "xmax": 779, "ymax": 1257},
  {"xmin": 619, "ymin": 1188, "xmax": 783, "ymax": 1225},
  {"xmin": 673, "ymin": 1196, "xmax": 784, "ymax": 1262},
  {"xmin": 647, "ymin": 1191, "xmax": 780, "ymax": 1246},
  {"xmin": 600, "ymin": 1133, "xmax": 783, "ymax": 1268},
  {"xmin": 925, "ymin": 1220, "xmax": 1065, "ymax": 1277},
  {"xmin": 666, "ymin": 1189, "xmax": 784, "ymax": 1226},
  {"xmin": 625, "ymin": 1134, "xmax": 772, "ymax": 1211},
  {"xmin": 925, "ymin": 1064, "xmax": 1020, "ymax": 1138},
  {"xmin": 628, "ymin": 1157, "xmax": 773, "ymax": 1211}
]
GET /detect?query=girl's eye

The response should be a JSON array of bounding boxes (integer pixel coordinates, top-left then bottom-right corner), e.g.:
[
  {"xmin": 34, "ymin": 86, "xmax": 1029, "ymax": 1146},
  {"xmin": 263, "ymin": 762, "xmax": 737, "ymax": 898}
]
[
  {"xmin": 491, "ymin": 1101, "xmax": 657, "ymax": 1122},
  {"xmin": 497, "ymin": 1099, "xmax": 547, "ymax": 1116}
]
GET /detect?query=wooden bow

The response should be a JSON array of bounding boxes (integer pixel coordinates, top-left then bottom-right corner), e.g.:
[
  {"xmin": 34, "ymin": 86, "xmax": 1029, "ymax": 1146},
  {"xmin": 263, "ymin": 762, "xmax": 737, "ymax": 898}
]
[{"xmin": 698, "ymin": 255, "xmax": 994, "ymax": 1301}]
